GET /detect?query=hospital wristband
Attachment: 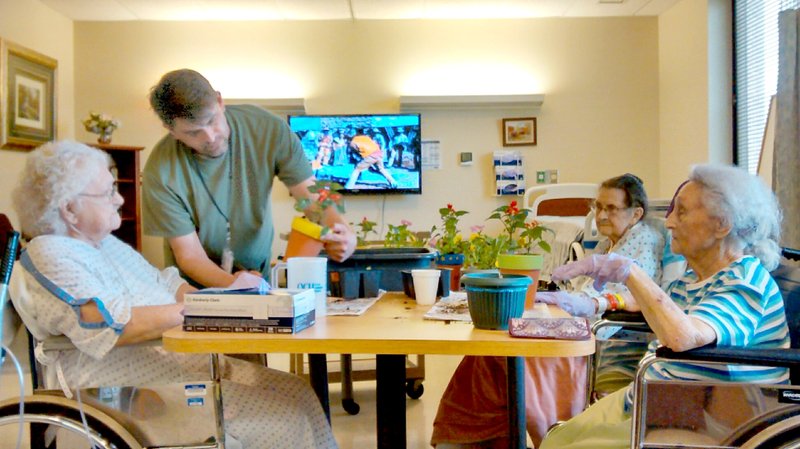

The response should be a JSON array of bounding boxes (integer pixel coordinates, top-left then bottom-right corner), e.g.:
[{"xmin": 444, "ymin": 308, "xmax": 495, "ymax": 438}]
[
  {"xmin": 594, "ymin": 295, "xmax": 608, "ymax": 315},
  {"xmin": 614, "ymin": 293, "xmax": 626, "ymax": 310},
  {"xmin": 604, "ymin": 293, "xmax": 619, "ymax": 311}
]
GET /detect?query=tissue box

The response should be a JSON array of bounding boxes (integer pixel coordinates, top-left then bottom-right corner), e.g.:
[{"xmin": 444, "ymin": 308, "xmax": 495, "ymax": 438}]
[{"xmin": 183, "ymin": 288, "xmax": 315, "ymax": 334}]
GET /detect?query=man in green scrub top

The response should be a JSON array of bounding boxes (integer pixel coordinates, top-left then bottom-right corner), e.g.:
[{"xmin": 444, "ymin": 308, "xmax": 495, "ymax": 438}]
[{"xmin": 142, "ymin": 69, "xmax": 356, "ymax": 287}]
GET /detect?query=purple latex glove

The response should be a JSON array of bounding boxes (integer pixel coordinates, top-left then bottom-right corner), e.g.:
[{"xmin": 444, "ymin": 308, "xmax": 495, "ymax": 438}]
[
  {"xmin": 551, "ymin": 253, "xmax": 635, "ymax": 291},
  {"xmin": 536, "ymin": 291, "xmax": 596, "ymax": 317}
]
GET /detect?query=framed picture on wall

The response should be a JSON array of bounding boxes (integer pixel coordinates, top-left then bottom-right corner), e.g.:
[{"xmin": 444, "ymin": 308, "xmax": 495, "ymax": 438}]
[
  {"xmin": 502, "ymin": 117, "xmax": 537, "ymax": 147},
  {"xmin": 1, "ymin": 39, "xmax": 57, "ymax": 149}
]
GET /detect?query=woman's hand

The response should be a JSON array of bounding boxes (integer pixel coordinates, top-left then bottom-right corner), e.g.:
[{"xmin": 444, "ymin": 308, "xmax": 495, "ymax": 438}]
[
  {"xmin": 552, "ymin": 254, "xmax": 635, "ymax": 290},
  {"xmin": 228, "ymin": 270, "xmax": 267, "ymax": 291},
  {"xmin": 536, "ymin": 291, "xmax": 596, "ymax": 317}
]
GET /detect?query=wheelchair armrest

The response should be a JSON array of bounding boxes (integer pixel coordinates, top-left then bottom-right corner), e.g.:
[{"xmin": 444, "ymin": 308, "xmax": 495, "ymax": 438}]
[
  {"xmin": 655, "ymin": 344, "xmax": 800, "ymax": 369},
  {"xmin": 602, "ymin": 311, "xmax": 646, "ymax": 323}
]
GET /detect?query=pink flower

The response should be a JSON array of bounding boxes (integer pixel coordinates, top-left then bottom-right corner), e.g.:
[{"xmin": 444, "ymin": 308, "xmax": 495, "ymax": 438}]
[
  {"xmin": 470, "ymin": 225, "xmax": 485, "ymax": 233},
  {"xmin": 401, "ymin": 219, "xmax": 412, "ymax": 226}
]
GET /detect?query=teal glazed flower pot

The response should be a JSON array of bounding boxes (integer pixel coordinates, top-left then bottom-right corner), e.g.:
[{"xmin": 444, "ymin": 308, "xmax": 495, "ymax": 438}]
[{"xmin": 461, "ymin": 273, "xmax": 531, "ymax": 330}]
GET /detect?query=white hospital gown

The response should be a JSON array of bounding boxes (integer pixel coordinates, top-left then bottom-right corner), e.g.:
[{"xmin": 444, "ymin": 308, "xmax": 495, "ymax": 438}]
[{"xmin": 16, "ymin": 234, "xmax": 337, "ymax": 449}]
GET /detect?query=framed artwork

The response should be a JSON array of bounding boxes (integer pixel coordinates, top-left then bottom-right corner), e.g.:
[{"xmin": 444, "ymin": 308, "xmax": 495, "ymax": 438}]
[
  {"xmin": 1, "ymin": 39, "xmax": 57, "ymax": 149},
  {"xmin": 502, "ymin": 117, "xmax": 537, "ymax": 147}
]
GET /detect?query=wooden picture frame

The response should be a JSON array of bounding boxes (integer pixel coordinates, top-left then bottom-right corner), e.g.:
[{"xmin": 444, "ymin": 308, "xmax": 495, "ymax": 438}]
[
  {"xmin": 1, "ymin": 39, "xmax": 57, "ymax": 149},
  {"xmin": 502, "ymin": 117, "xmax": 537, "ymax": 147}
]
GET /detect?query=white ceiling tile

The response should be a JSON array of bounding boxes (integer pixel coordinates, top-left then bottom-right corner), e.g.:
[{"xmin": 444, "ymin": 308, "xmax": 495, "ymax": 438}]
[
  {"xmin": 38, "ymin": 0, "xmax": 682, "ymax": 21},
  {"xmin": 351, "ymin": 0, "xmax": 426, "ymax": 20},
  {"xmin": 634, "ymin": 0, "xmax": 681, "ymax": 16},
  {"xmin": 564, "ymin": 0, "xmax": 663, "ymax": 17},
  {"xmin": 274, "ymin": 0, "xmax": 352, "ymax": 20},
  {"xmin": 40, "ymin": 0, "xmax": 137, "ymax": 21},
  {"xmin": 120, "ymin": 0, "xmax": 285, "ymax": 21}
]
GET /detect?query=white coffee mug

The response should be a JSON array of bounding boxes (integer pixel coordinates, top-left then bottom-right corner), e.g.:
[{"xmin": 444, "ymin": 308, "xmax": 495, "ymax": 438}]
[{"xmin": 272, "ymin": 257, "xmax": 328, "ymax": 317}]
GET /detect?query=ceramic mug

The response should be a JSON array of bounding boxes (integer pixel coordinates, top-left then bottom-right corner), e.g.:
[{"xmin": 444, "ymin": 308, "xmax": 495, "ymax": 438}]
[{"xmin": 272, "ymin": 257, "xmax": 328, "ymax": 317}]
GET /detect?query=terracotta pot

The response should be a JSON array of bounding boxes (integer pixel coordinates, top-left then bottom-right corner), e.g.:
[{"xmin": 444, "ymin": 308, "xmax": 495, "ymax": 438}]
[
  {"xmin": 496, "ymin": 253, "xmax": 544, "ymax": 310},
  {"xmin": 285, "ymin": 216, "xmax": 324, "ymax": 259},
  {"xmin": 435, "ymin": 253, "xmax": 465, "ymax": 292}
]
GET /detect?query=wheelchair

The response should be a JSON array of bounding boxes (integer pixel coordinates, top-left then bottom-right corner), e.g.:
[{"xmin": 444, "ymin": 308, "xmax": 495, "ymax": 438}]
[
  {"xmin": 0, "ymin": 226, "xmax": 227, "ymax": 449},
  {"xmin": 585, "ymin": 249, "xmax": 800, "ymax": 448}
]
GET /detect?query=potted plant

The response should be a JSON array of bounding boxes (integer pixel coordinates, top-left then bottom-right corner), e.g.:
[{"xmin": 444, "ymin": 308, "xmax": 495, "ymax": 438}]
[
  {"xmin": 352, "ymin": 216, "xmax": 378, "ymax": 248},
  {"xmin": 83, "ymin": 111, "xmax": 120, "ymax": 144},
  {"xmin": 487, "ymin": 200, "xmax": 552, "ymax": 308},
  {"xmin": 384, "ymin": 219, "xmax": 425, "ymax": 248},
  {"xmin": 285, "ymin": 180, "xmax": 345, "ymax": 259},
  {"xmin": 463, "ymin": 225, "xmax": 504, "ymax": 272},
  {"xmin": 429, "ymin": 203, "xmax": 469, "ymax": 291}
]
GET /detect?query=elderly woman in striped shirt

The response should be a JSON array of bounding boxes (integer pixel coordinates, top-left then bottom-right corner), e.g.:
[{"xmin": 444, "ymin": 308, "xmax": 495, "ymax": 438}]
[{"xmin": 540, "ymin": 163, "xmax": 788, "ymax": 449}]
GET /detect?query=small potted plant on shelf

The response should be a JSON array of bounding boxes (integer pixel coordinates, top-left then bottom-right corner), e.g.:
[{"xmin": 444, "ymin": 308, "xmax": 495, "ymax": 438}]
[
  {"xmin": 285, "ymin": 180, "xmax": 345, "ymax": 259},
  {"xmin": 487, "ymin": 200, "xmax": 552, "ymax": 308},
  {"xmin": 82, "ymin": 111, "xmax": 120, "ymax": 144},
  {"xmin": 429, "ymin": 203, "xmax": 469, "ymax": 291},
  {"xmin": 352, "ymin": 216, "xmax": 378, "ymax": 248}
]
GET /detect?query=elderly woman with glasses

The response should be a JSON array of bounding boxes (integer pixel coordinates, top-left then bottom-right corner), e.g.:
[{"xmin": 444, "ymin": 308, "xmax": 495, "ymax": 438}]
[
  {"xmin": 11, "ymin": 141, "xmax": 338, "ymax": 449},
  {"xmin": 432, "ymin": 173, "xmax": 673, "ymax": 449},
  {"xmin": 539, "ymin": 164, "xmax": 788, "ymax": 449}
]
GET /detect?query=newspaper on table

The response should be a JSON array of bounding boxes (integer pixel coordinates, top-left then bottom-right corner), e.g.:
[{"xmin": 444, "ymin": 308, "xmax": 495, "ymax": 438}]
[
  {"xmin": 424, "ymin": 292, "xmax": 553, "ymax": 322},
  {"xmin": 327, "ymin": 290, "xmax": 386, "ymax": 316}
]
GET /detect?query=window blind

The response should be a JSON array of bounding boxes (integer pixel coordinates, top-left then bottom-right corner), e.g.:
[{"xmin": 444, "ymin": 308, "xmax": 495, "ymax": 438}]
[{"xmin": 734, "ymin": 0, "xmax": 799, "ymax": 174}]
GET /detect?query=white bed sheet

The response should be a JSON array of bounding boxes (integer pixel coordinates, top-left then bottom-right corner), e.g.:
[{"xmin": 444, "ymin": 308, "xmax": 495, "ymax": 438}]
[{"xmin": 535, "ymin": 215, "xmax": 595, "ymax": 281}]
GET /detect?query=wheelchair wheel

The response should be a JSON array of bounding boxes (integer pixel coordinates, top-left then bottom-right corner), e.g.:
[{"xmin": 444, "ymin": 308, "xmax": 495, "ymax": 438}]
[
  {"xmin": 405, "ymin": 379, "xmax": 424, "ymax": 399},
  {"xmin": 724, "ymin": 406, "xmax": 800, "ymax": 449},
  {"xmin": 0, "ymin": 395, "xmax": 142, "ymax": 449}
]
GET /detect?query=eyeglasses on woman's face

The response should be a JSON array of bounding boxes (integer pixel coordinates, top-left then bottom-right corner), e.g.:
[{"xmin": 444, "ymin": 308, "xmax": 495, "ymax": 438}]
[
  {"xmin": 79, "ymin": 181, "xmax": 119, "ymax": 202},
  {"xmin": 590, "ymin": 200, "xmax": 632, "ymax": 216}
]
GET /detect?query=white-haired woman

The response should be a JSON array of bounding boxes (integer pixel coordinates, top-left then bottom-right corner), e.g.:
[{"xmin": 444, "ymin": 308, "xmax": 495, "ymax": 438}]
[
  {"xmin": 11, "ymin": 141, "xmax": 338, "ymax": 449},
  {"xmin": 539, "ymin": 164, "xmax": 788, "ymax": 449}
]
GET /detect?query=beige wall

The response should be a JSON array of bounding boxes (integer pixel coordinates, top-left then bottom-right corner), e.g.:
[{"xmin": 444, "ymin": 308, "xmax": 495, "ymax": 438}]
[
  {"xmin": 658, "ymin": 0, "xmax": 732, "ymax": 195},
  {"xmin": 0, "ymin": 0, "xmax": 75, "ymax": 228},
  {"xmin": 74, "ymin": 18, "xmax": 662, "ymax": 267}
]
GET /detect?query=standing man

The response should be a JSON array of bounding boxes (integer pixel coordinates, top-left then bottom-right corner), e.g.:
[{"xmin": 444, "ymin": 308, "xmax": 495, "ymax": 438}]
[{"xmin": 143, "ymin": 69, "xmax": 356, "ymax": 287}]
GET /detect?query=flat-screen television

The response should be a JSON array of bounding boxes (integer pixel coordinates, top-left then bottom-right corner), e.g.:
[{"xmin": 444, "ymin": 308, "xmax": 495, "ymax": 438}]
[{"xmin": 288, "ymin": 113, "xmax": 422, "ymax": 195}]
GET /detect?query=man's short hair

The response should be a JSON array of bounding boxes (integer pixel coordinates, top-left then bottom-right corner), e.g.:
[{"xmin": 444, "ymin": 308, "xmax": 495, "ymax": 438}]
[{"xmin": 149, "ymin": 69, "xmax": 218, "ymax": 128}]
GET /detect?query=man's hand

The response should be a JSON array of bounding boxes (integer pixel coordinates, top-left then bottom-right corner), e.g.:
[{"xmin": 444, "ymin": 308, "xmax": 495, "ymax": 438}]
[
  {"xmin": 321, "ymin": 222, "xmax": 356, "ymax": 262},
  {"xmin": 552, "ymin": 253, "xmax": 635, "ymax": 291},
  {"xmin": 536, "ymin": 291, "xmax": 597, "ymax": 317}
]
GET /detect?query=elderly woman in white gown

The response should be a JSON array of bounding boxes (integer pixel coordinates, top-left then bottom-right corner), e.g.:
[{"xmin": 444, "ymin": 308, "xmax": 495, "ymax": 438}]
[{"xmin": 11, "ymin": 141, "xmax": 338, "ymax": 449}]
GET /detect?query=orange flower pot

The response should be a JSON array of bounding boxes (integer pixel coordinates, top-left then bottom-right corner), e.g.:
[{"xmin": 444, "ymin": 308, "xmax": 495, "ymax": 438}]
[
  {"xmin": 285, "ymin": 216, "xmax": 325, "ymax": 259},
  {"xmin": 496, "ymin": 254, "xmax": 544, "ymax": 310}
]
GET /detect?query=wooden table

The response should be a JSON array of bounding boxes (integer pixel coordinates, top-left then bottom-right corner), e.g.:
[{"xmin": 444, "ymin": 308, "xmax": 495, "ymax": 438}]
[{"xmin": 163, "ymin": 293, "xmax": 594, "ymax": 449}]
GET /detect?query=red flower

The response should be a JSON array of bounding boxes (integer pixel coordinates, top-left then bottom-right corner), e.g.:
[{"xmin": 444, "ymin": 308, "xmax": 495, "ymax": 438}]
[
  {"xmin": 447, "ymin": 203, "xmax": 454, "ymax": 210},
  {"xmin": 506, "ymin": 200, "xmax": 519, "ymax": 216}
]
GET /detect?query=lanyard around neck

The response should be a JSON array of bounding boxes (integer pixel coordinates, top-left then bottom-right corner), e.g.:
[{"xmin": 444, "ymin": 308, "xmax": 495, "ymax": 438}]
[{"xmin": 191, "ymin": 149, "xmax": 233, "ymax": 223}]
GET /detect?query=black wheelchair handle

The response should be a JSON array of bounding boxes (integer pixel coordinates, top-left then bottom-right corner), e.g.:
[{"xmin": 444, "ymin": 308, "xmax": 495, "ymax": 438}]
[{"xmin": 655, "ymin": 344, "xmax": 800, "ymax": 368}]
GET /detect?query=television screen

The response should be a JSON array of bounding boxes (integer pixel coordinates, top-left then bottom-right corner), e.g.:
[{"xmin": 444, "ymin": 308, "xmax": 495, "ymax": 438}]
[{"xmin": 288, "ymin": 113, "xmax": 422, "ymax": 195}]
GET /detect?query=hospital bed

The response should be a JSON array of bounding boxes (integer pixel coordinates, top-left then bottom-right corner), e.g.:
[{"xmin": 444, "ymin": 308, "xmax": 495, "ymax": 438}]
[{"xmin": 521, "ymin": 183, "xmax": 599, "ymax": 281}]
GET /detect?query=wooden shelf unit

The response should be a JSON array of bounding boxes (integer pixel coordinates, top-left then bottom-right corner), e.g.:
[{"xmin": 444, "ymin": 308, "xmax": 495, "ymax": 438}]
[{"xmin": 89, "ymin": 143, "xmax": 144, "ymax": 251}]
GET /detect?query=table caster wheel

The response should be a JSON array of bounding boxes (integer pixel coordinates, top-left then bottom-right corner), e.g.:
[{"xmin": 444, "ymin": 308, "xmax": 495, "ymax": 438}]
[
  {"xmin": 342, "ymin": 398, "xmax": 360, "ymax": 415},
  {"xmin": 405, "ymin": 379, "xmax": 424, "ymax": 399}
]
